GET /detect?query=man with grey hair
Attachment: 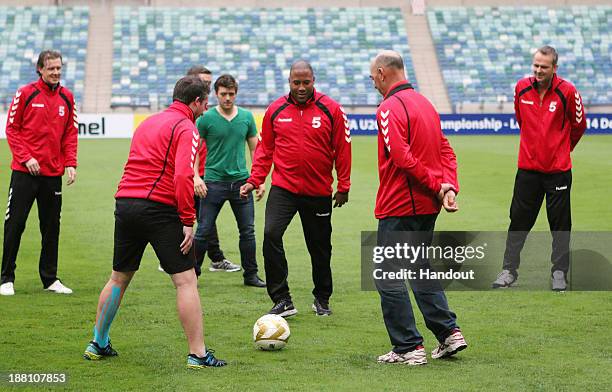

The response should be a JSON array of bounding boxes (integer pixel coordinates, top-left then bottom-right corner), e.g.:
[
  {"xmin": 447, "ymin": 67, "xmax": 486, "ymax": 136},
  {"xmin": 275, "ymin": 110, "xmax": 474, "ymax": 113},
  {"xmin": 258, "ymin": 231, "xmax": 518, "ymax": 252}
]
[
  {"xmin": 369, "ymin": 50, "xmax": 467, "ymax": 365},
  {"xmin": 492, "ymin": 45, "xmax": 587, "ymax": 291}
]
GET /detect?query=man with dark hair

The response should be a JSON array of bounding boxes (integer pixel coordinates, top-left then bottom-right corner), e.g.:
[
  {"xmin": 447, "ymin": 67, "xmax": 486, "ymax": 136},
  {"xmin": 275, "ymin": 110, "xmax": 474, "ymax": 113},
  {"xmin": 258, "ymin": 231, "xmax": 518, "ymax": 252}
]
[
  {"xmin": 1, "ymin": 49, "xmax": 77, "ymax": 296},
  {"xmin": 369, "ymin": 50, "xmax": 466, "ymax": 365},
  {"xmin": 157, "ymin": 66, "xmax": 235, "ymax": 275},
  {"xmin": 83, "ymin": 76, "xmax": 226, "ymax": 369},
  {"xmin": 186, "ymin": 65, "xmax": 212, "ymax": 79},
  {"xmin": 194, "ymin": 74, "xmax": 265, "ymax": 287},
  {"xmin": 240, "ymin": 60, "xmax": 352, "ymax": 316},
  {"xmin": 492, "ymin": 45, "xmax": 587, "ymax": 291}
]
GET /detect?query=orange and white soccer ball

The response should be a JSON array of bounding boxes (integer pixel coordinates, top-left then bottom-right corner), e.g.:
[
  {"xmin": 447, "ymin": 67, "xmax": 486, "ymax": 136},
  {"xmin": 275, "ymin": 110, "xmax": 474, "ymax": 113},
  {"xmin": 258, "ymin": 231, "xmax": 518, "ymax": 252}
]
[{"xmin": 253, "ymin": 314, "xmax": 290, "ymax": 351}]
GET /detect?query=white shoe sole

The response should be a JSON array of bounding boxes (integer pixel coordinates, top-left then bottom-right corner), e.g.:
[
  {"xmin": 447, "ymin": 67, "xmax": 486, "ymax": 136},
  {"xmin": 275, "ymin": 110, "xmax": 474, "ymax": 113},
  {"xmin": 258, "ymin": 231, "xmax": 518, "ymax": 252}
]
[
  {"xmin": 492, "ymin": 281, "xmax": 516, "ymax": 289},
  {"xmin": 45, "ymin": 289, "xmax": 72, "ymax": 295},
  {"xmin": 45, "ymin": 288, "xmax": 73, "ymax": 294},
  {"xmin": 208, "ymin": 267, "xmax": 241, "ymax": 272},
  {"xmin": 377, "ymin": 356, "xmax": 427, "ymax": 365},
  {"xmin": 311, "ymin": 304, "xmax": 331, "ymax": 316},
  {"xmin": 432, "ymin": 342, "xmax": 467, "ymax": 359},
  {"xmin": 403, "ymin": 358, "xmax": 427, "ymax": 365},
  {"xmin": 270, "ymin": 308, "xmax": 298, "ymax": 318}
]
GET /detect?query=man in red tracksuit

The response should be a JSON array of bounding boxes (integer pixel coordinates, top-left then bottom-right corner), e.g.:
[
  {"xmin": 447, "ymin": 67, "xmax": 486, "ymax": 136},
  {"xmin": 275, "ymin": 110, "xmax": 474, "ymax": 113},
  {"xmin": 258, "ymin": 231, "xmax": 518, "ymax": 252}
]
[
  {"xmin": 152, "ymin": 65, "xmax": 233, "ymax": 276},
  {"xmin": 492, "ymin": 46, "xmax": 587, "ymax": 291},
  {"xmin": 240, "ymin": 60, "xmax": 351, "ymax": 317},
  {"xmin": 370, "ymin": 51, "xmax": 467, "ymax": 365},
  {"xmin": 82, "ymin": 76, "xmax": 226, "ymax": 369},
  {"xmin": 1, "ymin": 50, "xmax": 77, "ymax": 296}
]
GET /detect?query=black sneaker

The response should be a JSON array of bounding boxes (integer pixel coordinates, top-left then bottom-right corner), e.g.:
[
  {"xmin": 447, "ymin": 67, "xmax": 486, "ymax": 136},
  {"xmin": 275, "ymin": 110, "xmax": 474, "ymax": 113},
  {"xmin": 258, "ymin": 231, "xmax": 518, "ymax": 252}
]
[
  {"xmin": 187, "ymin": 350, "xmax": 227, "ymax": 369},
  {"xmin": 268, "ymin": 298, "xmax": 298, "ymax": 318},
  {"xmin": 312, "ymin": 298, "xmax": 332, "ymax": 316},
  {"xmin": 244, "ymin": 275, "xmax": 266, "ymax": 288},
  {"xmin": 83, "ymin": 340, "xmax": 118, "ymax": 360}
]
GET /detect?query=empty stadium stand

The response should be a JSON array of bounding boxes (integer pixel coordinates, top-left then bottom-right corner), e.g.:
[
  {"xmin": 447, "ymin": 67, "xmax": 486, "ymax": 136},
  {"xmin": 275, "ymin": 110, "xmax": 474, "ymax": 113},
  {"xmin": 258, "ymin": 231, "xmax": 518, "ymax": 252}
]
[
  {"xmin": 0, "ymin": 2, "xmax": 610, "ymax": 114},
  {"xmin": 110, "ymin": 7, "xmax": 417, "ymax": 108},
  {"xmin": 427, "ymin": 6, "xmax": 611, "ymax": 110},
  {"xmin": 0, "ymin": 6, "xmax": 88, "ymax": 110}
]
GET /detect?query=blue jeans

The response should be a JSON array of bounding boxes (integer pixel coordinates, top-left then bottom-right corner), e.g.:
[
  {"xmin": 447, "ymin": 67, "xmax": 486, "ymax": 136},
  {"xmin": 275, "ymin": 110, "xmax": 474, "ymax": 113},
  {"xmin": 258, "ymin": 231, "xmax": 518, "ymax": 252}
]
[
  {"xmin": 194, "ymin": 180, "xmax": 258, "ymax": 277},
  {"xmin": 376, "ymin": 214, "xmax": 458, "ymax": 353}
]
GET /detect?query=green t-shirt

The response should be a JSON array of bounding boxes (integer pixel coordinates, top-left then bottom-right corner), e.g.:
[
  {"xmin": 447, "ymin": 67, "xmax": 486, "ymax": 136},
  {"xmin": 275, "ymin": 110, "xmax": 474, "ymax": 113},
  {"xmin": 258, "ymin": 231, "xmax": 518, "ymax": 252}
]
[{"xmin": 196, "ymin": 106, "xmax": 258, "ymax": 182}]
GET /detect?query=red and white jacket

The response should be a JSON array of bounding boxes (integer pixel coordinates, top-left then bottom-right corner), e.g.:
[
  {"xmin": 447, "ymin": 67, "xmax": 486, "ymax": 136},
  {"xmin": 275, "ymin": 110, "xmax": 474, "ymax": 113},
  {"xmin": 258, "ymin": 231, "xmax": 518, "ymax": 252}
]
[
  {"xmin": 116, "ymin": 101, "xmax": 199, "ymax": 226},
  {"xmin": 5, "ymin": 78, "xmax": 78, "ymax": 176},
  {"xmin": 248, "ymin": 89, "xmax": 351, "ymax": 197},
  {"xmin": 514, "ymin": 74, "xmax": 586, "ymax": 173},
  {"xmin": 375, "ymin": 81, "xmax": 458, "ymax": 219}
]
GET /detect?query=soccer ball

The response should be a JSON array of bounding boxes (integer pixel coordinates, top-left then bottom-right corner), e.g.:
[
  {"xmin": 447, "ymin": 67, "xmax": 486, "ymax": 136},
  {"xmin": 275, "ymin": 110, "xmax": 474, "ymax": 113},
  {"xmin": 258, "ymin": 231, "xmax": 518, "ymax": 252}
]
[{"xmin": 253, "ymin": 314, "xmax": 290, "ymax": 351}]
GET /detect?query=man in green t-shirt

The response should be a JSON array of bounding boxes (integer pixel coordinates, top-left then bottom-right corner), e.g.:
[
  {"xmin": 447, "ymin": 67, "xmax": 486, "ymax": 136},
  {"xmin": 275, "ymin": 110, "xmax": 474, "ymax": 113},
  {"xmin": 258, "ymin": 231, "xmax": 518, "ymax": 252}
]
[{"xmin": 193, "ymin": 74, "xmax": 265, "ymax": 287}]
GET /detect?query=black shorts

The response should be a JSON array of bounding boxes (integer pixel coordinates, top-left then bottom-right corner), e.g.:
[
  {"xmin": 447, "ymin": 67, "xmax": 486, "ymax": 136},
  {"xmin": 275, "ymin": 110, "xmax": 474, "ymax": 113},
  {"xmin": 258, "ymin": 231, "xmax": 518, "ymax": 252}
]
[{"xmin": 113, "ymin": 198, "xmax": 195, "ymax": 274}]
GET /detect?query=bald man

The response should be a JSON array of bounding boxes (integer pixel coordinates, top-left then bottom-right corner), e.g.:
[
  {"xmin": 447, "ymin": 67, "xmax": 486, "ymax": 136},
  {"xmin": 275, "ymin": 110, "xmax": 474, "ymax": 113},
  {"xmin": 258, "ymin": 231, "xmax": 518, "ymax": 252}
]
[
  {"xmin": 369, "ymin": 51, "xmax": 467, "ymax": 365},
  {"xmin": 241, "ymin": 60, "xmax": 351, "ymax": 317}
]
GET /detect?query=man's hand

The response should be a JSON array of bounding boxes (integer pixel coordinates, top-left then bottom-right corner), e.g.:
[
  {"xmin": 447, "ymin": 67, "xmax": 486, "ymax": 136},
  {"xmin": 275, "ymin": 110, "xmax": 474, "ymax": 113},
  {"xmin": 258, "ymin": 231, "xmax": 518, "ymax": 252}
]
[
  {"xmin": 437, "ymin": 183, "xmax": 455, "ymax": 202},
  {"xmin": 66, "ymin": 167, "xmax": 77, "ymax": 185},
  {"xmin": 255, "ymin": 184, "xmax": 266, "ymax": 201},
  {"xmin": 25, "ymin": 158, "xmax": 40, "ymax": 176},
  {"xmin": 194, "ymin": 176, "xmax": 207, "ymax": 198},
  {"xmin": 333, "ymin": 191, "xmax": 349, "ymax": 208},
  {"xmin": 240, "ymin": 182, "xmax": 255, "ymax": 199},
  {"xmin": 180, "ymin": 226, "xmax": 194, "ymax": 255},
  {"xmin": 442, "ymin": 190, "xmax": 459, "ymax": 213}
]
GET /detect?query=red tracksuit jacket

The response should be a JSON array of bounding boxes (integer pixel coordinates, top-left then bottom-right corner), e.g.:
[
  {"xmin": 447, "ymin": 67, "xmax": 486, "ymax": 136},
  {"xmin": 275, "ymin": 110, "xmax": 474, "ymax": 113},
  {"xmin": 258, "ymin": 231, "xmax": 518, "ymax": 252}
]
[
  {"xmin": 115, "ymin": 101, "xmax": 199, "ymax": 226},
  {"xmin": 375, "ymin": 81, "xmax": 458, "ymax": 219},
  {"xmin": 197, "ymin": 144, "xmax": 206, "ymax": 177},
  {"xmin": 248, "ymin": 90, "xmax": 351, "ymax": 197},
  {"xmin": 5, "ymin": 78, "xmax": 78, "ymax": 176},
  {"xmin": 514, "ymin": 74, "xmax": 586, "ymax": 173}
]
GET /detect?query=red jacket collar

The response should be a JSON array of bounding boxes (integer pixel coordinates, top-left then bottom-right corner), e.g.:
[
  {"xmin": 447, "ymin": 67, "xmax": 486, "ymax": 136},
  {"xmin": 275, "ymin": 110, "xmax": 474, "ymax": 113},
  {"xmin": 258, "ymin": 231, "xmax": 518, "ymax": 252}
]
[
  {"xmin": 384, "ymin": 80, "xmax": 413, "ymax": 100},
  {"xmin": 286, "ymin": 88, "xmax": 319, "ymax": 107},
  {"xmin": 35, "ymin": 78, "xmax": 61, "ymax": 95},
  {"xmin": 168, "ymin": 101, "xmax": 196, "ymax": 123}
]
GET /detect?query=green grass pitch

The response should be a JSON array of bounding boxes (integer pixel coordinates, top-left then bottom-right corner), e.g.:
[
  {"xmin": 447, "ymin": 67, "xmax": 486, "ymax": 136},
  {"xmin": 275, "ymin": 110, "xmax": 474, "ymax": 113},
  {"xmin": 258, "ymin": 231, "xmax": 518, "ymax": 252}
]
[{"xmin": 0, "ymin": 136, "xmax": 610, "ymax": 391}]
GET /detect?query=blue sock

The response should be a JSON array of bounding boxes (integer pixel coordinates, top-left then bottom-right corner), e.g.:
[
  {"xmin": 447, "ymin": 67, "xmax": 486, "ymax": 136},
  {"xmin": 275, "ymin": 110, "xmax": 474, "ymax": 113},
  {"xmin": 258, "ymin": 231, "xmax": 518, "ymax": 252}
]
[{"xmin": 93, "ymin": 285, "xmax": 121, "ymax": 347}]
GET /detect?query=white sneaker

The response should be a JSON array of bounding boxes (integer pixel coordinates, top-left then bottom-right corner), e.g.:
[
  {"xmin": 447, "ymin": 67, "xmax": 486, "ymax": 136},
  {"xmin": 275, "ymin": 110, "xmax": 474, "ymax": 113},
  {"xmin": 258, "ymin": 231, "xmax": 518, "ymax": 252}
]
[
  {"xmin": 158, "ymin": 264, "xmax": 165, "ymax": 272},
  {"xmin": 377, "ymin": 346, "xmax": 427, "ymax": 365},
  {"xmin": 209, "ymin": 259, "xmax": 241, "ymax": 272},
  {"xmin": 491, "ymin": 269, "xmax": 517, "ymax": 288},
  {"xmin": 431, "ymin": 329, "xmax": 467, "ymax": 359},
  {"xmin": 45, "ymin": 280, "xmax": 73, "ymax": 294},
  {"xmin": 552, "ymin": 270, "xmax": 567, "ymax": 291},
  {"xmin": 0, "ymin": 282, "xmax": 15, "ymax": 296}
]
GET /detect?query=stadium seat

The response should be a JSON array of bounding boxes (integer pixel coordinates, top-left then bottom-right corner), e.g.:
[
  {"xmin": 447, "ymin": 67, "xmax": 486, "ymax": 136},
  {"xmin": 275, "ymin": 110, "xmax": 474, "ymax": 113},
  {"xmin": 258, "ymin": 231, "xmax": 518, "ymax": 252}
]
[
  {"xmin": 427, "ymin": 6, "xmax": 611, "ymax": 107},
  {"xmin": 0, "ymin": 6, "xmax": 88, "ymax": 110},
  {"xmin": 111, "ymin": 7, "xmax": 417, "ymax": 108}
]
